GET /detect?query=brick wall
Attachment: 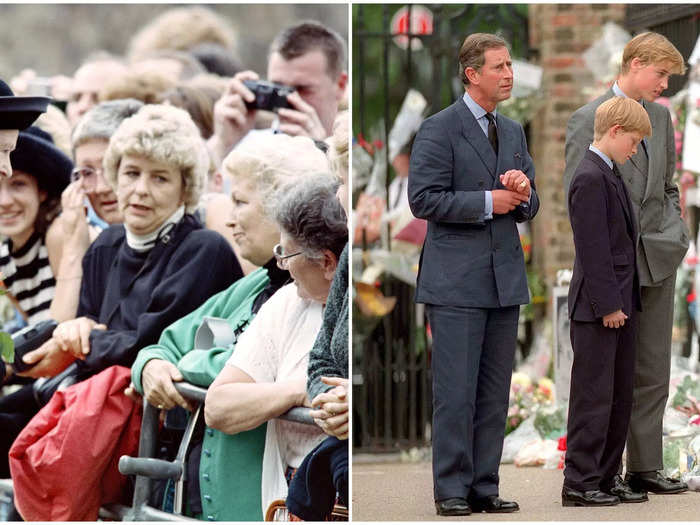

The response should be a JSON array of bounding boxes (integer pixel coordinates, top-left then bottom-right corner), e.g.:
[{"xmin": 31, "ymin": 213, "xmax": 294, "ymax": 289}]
[{"xmin": 528, "ymin": 4, "xmax": 626, "ymax": 302}]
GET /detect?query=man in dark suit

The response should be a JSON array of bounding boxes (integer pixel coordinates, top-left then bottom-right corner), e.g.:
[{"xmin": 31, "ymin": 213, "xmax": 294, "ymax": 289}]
[
  {"xmin": 564, "ymin": 96, "xmax": 649, "ymax": 507},
  {"xmin": 563, "ymin": 32, "xmax": 688, "ymax": 495},
  {"xmin": 408, "ymin": 33, "xmax": 539, "ymax": 516}
]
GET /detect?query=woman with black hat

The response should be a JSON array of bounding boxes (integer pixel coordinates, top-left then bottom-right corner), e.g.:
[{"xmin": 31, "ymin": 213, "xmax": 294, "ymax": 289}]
[
  {"xmin": 0, "ymin": 126, "xmax": 72, "ymax": 331},
  {"xmin": 0, "ymin": 78, "xmax": 49, "ymax": 215}
]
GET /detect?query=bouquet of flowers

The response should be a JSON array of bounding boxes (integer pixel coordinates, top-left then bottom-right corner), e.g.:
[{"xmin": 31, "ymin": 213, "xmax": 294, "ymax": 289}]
[
  {"xmin": 671, "ymin": 375, "xmax": 700, "ymax": 425},
  {"xmin": 506, "ymin": 373, "xmax": 556, "ymax": 435}
]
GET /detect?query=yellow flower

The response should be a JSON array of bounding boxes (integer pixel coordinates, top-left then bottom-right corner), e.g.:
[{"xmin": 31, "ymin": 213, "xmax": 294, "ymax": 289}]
[
  {"xmin": 537, "ymin": 377, "xmax": 554, "ymax": 400},
  {"xmin": 511, "ymin": 372, "xmax": 532, "ymax": 389}
]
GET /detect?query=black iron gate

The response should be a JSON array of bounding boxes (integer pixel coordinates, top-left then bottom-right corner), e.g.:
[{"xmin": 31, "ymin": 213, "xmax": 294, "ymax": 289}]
[{"xmin": 352, "ymin": 4, "xmax": 529, "ymax": 453}]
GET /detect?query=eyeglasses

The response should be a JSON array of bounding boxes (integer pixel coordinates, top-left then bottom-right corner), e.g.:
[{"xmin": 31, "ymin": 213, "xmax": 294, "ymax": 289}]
[
  {"xmin": 273, "ymin": 243, "xmax": 303, "ymax": 269},
  {"xmin": 70, "ymin": 166, "xmax": 103, "ymax": 193}
]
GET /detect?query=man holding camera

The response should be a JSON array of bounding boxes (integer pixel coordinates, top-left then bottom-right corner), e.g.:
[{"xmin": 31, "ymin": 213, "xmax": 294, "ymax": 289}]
[{"xmin": 207, "ymin": 20, "xmax": 347, "ymax": 165}]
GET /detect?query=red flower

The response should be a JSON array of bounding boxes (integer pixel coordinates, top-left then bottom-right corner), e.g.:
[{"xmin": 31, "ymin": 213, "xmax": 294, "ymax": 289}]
[{"xmin": 557, "ymin": 435, "xmax": 567, "ymax": 451}]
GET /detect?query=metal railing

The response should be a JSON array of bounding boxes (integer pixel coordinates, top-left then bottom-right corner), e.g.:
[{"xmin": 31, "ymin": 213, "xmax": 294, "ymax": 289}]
[
  {"xmin": 0, "ymin": 382, "xmax": 314, "ymax": 522},
  {"xmin": 118, "ymin": 382, "xmax": 313, "ymax": 521}
]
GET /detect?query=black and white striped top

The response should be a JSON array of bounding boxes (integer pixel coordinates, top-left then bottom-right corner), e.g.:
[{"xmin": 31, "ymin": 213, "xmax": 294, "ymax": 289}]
[{"xmin": 0, "ymin": 232, "xmax": 55, "ymax": 326}]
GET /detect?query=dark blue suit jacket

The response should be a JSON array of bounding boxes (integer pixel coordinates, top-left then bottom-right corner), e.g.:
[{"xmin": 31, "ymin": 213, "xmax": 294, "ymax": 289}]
[
  {"xmin": 568, "ymin": 149, "xmax": 641, "ymax": 321},
  {"xmin": 408, "ymin": 98, "xmax": 539, "ymax": 308}
]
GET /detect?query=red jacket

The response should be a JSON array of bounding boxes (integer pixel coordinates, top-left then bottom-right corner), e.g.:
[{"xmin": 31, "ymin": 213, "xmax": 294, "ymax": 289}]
[{"xmin": 9, "ymin": 365, "xmax": 142, "ymax": 521}]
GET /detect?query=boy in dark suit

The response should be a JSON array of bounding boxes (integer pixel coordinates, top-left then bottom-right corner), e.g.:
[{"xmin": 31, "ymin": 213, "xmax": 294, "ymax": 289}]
[{"xmin": 563, "ymin": 96, "xmax": 651, "ymax": 507}]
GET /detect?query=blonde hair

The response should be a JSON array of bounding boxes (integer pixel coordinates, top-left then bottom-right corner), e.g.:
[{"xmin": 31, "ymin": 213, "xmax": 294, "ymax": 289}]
[
  {"xmin": 103, "ymin": 104, "xmax": 208, "ymax": 213},
  {"xmin": 328, "ymin": 110, "xmax": 349, "ymax": 185},
  {"xmin": 594, "ymin": 97, "xmax": 652, "ymax": 141},
  {"xmin": 621, "ymin": 32, "xmax": 686, "ymax": 75},
  {"xmin": 35, "ymin": 105, "xmax": 72, "ymax": 158},
  {"xmin": 99, "ymin": 69, "xmax": 175, "ymax": 105},
  {"xmin": 221, "ymin": 134, "xmax": 329, "ymax": 217},
  {"xmin": 128, "ymin": 7, "xmax": 236, "ymax": 61}
]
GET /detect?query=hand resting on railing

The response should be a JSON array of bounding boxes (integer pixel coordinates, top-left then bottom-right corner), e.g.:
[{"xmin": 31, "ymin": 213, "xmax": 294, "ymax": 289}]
[{"xmin": 309, "ymin": 376, "xmax": 349, "ymax": 440}]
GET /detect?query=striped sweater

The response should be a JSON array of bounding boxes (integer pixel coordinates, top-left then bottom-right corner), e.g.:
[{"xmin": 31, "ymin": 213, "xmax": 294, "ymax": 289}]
[{"xmin": 0, "ymin": 232, "xmax": 55, "ymax": 326}]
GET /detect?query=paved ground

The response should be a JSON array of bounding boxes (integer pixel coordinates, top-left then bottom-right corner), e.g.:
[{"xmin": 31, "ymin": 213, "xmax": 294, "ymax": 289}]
[{"xmin": 352, "ymin": 460, "xmax": 700, "ymax": 521}]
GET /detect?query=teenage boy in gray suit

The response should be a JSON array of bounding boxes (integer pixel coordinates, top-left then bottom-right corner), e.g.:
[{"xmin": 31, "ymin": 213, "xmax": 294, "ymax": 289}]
[
  {"xmin": 409, "ymin": 33, "xmax": 539, "ymax": 517},
  {"xmin": 563, "ymin": 32, "xmax": 688, "ymax": 496}
]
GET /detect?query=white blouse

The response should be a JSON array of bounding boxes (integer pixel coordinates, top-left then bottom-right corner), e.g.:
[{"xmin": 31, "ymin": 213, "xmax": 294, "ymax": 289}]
[{"xmin": 227, "ymin": 282, "xmax": 325, "ymax": 515}]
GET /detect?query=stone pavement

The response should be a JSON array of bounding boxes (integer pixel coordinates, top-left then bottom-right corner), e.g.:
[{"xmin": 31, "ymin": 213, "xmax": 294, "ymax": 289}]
[{"xmin": 352, "ymin": 460, "xmax": 700, "ymax": 521}]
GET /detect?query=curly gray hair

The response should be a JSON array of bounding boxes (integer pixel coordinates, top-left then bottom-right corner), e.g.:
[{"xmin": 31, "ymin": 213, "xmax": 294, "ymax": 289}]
[
  {"xmin": 273, "ymin": 173, "xmax": 347, "ymax": 260},
  {"xmin": 71, "ymin": 98, "xmax": 144, "ymax": 154},
  {"xmin": 103, "ymin": 104, "xmax": 208, "ymax": 212}
]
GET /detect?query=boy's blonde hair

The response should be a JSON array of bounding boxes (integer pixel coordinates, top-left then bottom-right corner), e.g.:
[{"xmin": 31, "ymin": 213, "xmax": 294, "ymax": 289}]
[
  {"xmin": 594, "ymin": 97, "xmax": 652, "ymax": 141},
  {"xmin": 621, "ymin": 32, "xmax": 686, "ymax": 75}
]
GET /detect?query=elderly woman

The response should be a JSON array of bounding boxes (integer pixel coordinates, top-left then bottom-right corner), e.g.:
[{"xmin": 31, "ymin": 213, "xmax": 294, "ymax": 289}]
[
  {"xmin": 46, "ymin": 98, "xmax": 143, "ymax": 321},
  {"xmin": 205, "ymin": 173, "xmax": 348, "ymax": 517},
  {"xmin": 129, "ymin": 133, "xmax": 328, "ymax": 521},
  {"xmin": 287, "ymin": 111, "xmax": 350, "ymax": 520},
  {"xmin": 2, "ymin": 104, "xmax": 241, "ymax": 479}
]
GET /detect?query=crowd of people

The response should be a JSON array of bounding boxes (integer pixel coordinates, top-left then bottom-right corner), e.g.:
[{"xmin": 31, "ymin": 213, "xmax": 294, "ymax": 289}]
[{"xmin": 0, "ymin": 6, "xmax": 348, "ymax": 522}]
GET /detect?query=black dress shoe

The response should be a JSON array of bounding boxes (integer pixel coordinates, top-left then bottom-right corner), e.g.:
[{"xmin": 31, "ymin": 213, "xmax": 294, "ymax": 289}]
[
  {"xmin": 626, "ymin": 471, "xmax": 688, "ymax": 494},
  {"xmin": 435, "ymin": 498, "xmax": 471, "ymax": 516},
  {"xmin": 469, "ymin": 495, "xmax": 519, "ymax": 513},
  {"xmin": 601, "ymin": 475, "xmax": 648, "ymax": 503},
  {"xmin": 561, "ymin": 486, "xmax": 620, "ymax": 507}
]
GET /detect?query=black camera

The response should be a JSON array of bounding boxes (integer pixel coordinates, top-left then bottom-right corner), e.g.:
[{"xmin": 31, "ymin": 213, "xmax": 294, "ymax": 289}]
[
  {"xmin": 242, "ymin": 80, "xmax": 294, "ymax": 111},
  {"xmin": 11, "ymin": 319, "xmax": 57, "ymax": 373}
]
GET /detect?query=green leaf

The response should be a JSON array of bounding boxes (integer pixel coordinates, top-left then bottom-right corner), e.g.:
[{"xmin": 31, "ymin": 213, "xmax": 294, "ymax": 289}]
[{"xmin": 0, "ymin": 331, "xmax": 14, "ymax": 364}]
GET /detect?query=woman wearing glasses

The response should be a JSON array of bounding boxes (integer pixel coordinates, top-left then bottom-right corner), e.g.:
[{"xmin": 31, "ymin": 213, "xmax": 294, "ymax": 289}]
[
  {"xmin": 206, "ymin": 173, "xmax": 347, "ymax": 518},
  {"xmin": 129, "ymin": 133, "xmax": 330, "ymax": 520}
]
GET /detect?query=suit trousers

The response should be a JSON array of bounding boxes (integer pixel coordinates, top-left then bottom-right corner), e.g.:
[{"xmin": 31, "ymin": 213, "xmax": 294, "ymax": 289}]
[
  {"xmin": 627, "ymin": 272, "xmax": 676, "ymax": 472},
  {"xmin": 564, "ymin": 315, "xmax": 637, "ymax": 491},
  {"xmin": 427, "ymin": 304, "xmax": 518, "ymax": 502}
]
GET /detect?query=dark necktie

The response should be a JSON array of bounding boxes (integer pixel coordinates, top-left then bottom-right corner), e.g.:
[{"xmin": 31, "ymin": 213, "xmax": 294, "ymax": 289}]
[{"xmin": 485, "ymin": 112, "xmax": 498, "ymax": 155}]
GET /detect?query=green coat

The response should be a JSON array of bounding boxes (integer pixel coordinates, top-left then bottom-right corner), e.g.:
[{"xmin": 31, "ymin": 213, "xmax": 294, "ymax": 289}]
[{"xmin": 131, "ymin": 267, "xmax": 270, "ymax": 521}]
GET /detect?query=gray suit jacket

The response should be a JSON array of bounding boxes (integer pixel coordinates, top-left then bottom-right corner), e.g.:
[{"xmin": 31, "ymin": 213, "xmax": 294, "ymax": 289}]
[
  {"xmin": 563, "ymin": 88, "xmax": 689, "ymax": 286},
  {"xmin": 408, "ymin": 98, "xmax": 539, "ymax": 308}
]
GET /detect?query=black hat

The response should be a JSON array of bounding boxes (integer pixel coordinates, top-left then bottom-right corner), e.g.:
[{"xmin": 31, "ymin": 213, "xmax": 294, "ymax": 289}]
[
  {"xmin": 0, "ymin": 79, "xmax": 50, "ymax": 130},
  {"xmin": 10, "ymin": 127, "xmax": 72, "ymax": 198}
]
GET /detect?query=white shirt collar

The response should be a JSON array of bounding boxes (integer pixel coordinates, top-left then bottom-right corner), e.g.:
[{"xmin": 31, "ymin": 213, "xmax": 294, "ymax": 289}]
[
  {"xmin": 589, "ymin": 144, "xmax": 613, "ymax": 170},
  {"xmin": 462, "ymin": 90, "xmax": 496, "ymax": 121}
]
